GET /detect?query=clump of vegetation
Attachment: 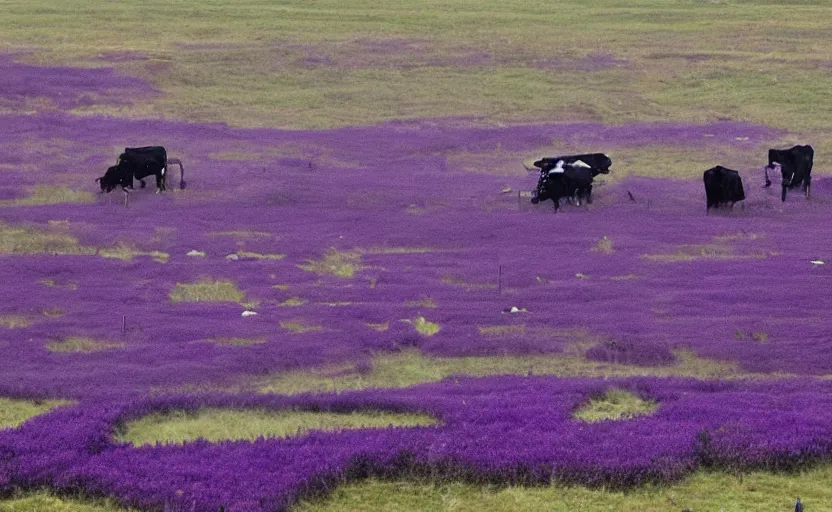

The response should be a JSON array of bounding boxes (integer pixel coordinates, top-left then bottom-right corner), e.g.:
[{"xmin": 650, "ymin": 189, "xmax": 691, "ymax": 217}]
[
  {"xmin": 46, "ymin": 337, "xmax": 124, "ymax": 353},
  {"xmin": 412, "ymin": 317, "xmax": 440, "ymax": 336},
  {"xmin": 592, "ymin": 235, "xmax": 614, "ymax": 254},
  {"xmin": 280, "ymin": 320, "xmax": 324, "ymax": 333},
  {"xmin": 169, "ymin": 278, "xmax": 245, "ymax": 303},
  {"xmin": 298, "ymin": 248, "xmax": 362, "ymax": 278},
  {"xmin": 116, "ymin": 408, "xmax": 438, "ymax": 446},
  {"xmin": 0, "ymin": 185, "xmax": 95, "ymax": 206},
  {"xmin": 0, "ymin": 397, "xmax": 72, "ymax": 429},
  {"xmin": 278, "ymin": 297, "xmax": 307, "ymax": 307},
  {"xmin": 0, "ymin": 315, "xmax": 31, "ymax": 328},
  {"xmin": 98, "ymin": 242, "xmax": 169, "ymax": 263},
  {"xmin": 573, "ymin": 388, "xmax": 658, "ymax": 422},
  {"xmin": 205, "ymin": 337, "xmax": 266, "ymax": 346},
  {"xmin": 0, "ymin": 222, "xmax": 94, "ymax": 256}
]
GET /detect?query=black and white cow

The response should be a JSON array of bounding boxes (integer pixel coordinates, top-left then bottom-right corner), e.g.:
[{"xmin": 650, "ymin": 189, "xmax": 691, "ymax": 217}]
[
  {"xmin": 531, "ymin": 163, "xmax": 595, "ymax": 212},
  {"xmin": 763, "ymin": 145, "xmax": 813, "ymax": 201},
  {"xmin": 533, "ymin": 153, "xmax": 612, "ymax": 176},
  {"xmin": 96, "ymin": 146, "xmax": 185, "ymax": 193},
  {"xmin": 704, "ymin": 165, "xmax": 745, "ymax": 211},
  {"xmin": 525, "ymin": 153, "xmax": 612, "ymax": 208}
]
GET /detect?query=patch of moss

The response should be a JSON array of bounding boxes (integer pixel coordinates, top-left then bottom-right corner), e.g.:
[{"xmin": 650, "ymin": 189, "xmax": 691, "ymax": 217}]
[
  {"xmin": 46, "ymin": 337, "xmax": 124, "ymax": 353},
  {"xmin": 169, "ymin": 278, "xmax": 245, "ymax": 303},
  {"xmin": 573, "ymin": 388, "xmax": 658, "ymax": 422}
]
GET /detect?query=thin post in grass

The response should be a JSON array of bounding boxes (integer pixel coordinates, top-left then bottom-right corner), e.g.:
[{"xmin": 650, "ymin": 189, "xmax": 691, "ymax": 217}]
[
  {"xmin": 517, "ymin": 190, "xmax": 521, "ymax": 211},
  {"xmin": 498, "ymin": 264, "xmax": 502, "ymax": 295},
  {"xmin": 121, "ymin": 315, "xmax": 126, "ymax": 335}
]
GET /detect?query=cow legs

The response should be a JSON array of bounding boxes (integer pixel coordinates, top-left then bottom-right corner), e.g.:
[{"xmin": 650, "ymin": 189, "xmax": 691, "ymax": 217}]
[
  {"xmin": 781, "ymin": 185, "xmax": 788, "ymax": 202},
  {"xmin": 805, "ymin": 175, "xmax": 811, "ymax": 199},
  {"xmin": 140, "ymin": 179, "xmax": 146, "ymax": 188},
  {"xmin": 155, "ymin": 170, "xmax": 167, "ymax": 193}
]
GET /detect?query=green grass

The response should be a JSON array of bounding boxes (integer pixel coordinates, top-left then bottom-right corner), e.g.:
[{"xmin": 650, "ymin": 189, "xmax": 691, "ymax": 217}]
[
  {"xmin": 297, "ymin": 249, "xmax": 362, "ymax": 278},
  {"xmin": 3, "ymin": 0, "xmax": 831, "ymax": 136},
  {"xmin": 0, "ymin": 491, "xmax": 134, "ymax": 512},
  {"xmin": 292, "ymin": 467, "xmax": 832, "ymax": 512},
  {"xmin": 45, "ymin": 337, "xmax": 124, "ymax": 353},
  {"xmin": 0, "ymin": 186, "xmax": 95, "ymax": 207},
  {"xmin": 0, "ymin": 398, "xmax": 72, "ymax": 429},
  {"xmin": 115, "ymin": 408, "xmax": 438, "ymax": 446},
  {"xmin": 97, "ymin": 243, "xmax": 169, "ymax": 263},
  {"xmin": 257, "ymin": 348, "xmax": 757, "ymax": 396},
  {"xmin": 573, "ymin": 389, "xmax": 658, "ymax": 423},
  {"xmin": 169, "ymin": 278, "xmax": 246, "ymax": 303}
]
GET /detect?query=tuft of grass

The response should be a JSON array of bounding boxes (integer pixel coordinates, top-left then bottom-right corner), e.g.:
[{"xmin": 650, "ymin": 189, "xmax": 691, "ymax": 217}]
[
  {"xmin": 280, "ymin": 320, "xmax": 324, "ymax": 333},
  {"xmin": 0, "ymin": 186, "xmax": 95, "ymax": 207},
  {"xmin": 405, "ymin": 297, "xmax": 438, "ymax": 309},
  {"xmin": 298, "ymin": 248, "xmax": 361, "ymax": 278},
  {"xmin": 98, "ymin": 242, "xmax": 169, "ymax": 263},
  {"xmin": 0, "ymin": 397, "xmax": 73, "ymax": 429},
  {"xmin": 205, "ymin": 337, "xmax": 266, "ymax": 347},
  {"xmin": 440, "ymin": 275, "xmax": 497, "ymax": 291},
  {"xmin": 292, "ymin": 466, "xmax": 832, "ymax": 512},
  {"xmin": 411, "ymin": 317, "xmax": 440, "ymax": 336},
  {"xmin": 573, "ymin": 388, "xmax": 658, "ymax": 422},
  {"xmin": 479, "ymin": 325, "xmax": 525, "ymax": 337},
  {"xmin": 591, "ymin": 236, "xmax": 614, "ymax": 254},
  {"xmin": 0, "ymin": 491, "xmax": 135, "ymax": 511},
  {"xmin": 0, "ymin": 222, "xmax": 94, "ymax": 256},
  {"xmin": 257, "ymin": 348, "xmax": 757, "ymax": 396},
  {"xmin": 41, "ymin": 308, "xmax": 65, "ymax": 318},
  {"xmin": 233, "ymin": 250, "xmax": 285, "ymax": 260},
  {"xmin": 0, "ymin": 315, "xmax": 31, "ymax": 328},
  {"xmin": 169, "ymin": 278, "xmax": 245, "ymax": 303},
  {"xmin": 38, "ymin": 279, "xmax": 78, "ymax": 290},
  {"xmin": 46, "ymin": 337, "xmax": 124, "ymax": 353},
  {"xmin": 279, "ymin": 297, "xmax": 307, "ymax": 307},
  {"xmin": 115, "ymin": 408, "xmax": 437, "ymax": 446},
  {"xmin": 366, "ymin": 322, "xmax": 389, "ymax": 332}
]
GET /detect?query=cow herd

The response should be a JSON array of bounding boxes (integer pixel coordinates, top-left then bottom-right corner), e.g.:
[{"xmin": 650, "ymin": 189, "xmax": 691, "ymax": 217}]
[
  {"xmin": 93, "ymin": 143, "xmax": 813, "ymax": 215},
  {"xmin": 525, "ymin": 144, "xmax": 815, "ymax": 212}
]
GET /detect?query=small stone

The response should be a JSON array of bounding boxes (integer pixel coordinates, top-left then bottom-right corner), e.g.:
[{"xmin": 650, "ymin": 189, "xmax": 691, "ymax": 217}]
[
  {"xmin": 811, "ymin": 260, "xmax": 824, "ymax": 265},
  {"xmin": 241, "ymin": 310, "xmax": 257, "ymax": 317},
  {"xmin": 186, "ymin": 250, "xmax": 205, "ymax": 257},
  {"xmin": 226, "ymin": 254, "xmax": 240, "ymax": 260}
]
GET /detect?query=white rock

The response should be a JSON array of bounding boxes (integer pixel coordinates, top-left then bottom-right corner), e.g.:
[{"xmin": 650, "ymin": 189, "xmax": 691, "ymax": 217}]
[
  {"xmin": 811, "ymin": 260, "xmax": 825, "ymax": 265},
  {"xmin": 186, "ymin": 250, "xmax": 206, "ymax": 257},
  {"xmin": 241, "ymin": 310, "xmax": 257, "ymax": 317},
  {"xmin": 226, "ymin": 254, "xmax": 240, "ymax": 260}
]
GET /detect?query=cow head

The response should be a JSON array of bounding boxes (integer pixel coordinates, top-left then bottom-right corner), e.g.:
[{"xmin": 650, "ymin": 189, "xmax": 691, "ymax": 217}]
[
  {"xmin": 531, "ymin": 175, "xmax": 550, "ymax": 204},
  {"xmin": 96, "ymin": 165, "xmax": 122, "ymax": 193},
  {"xmin": 763, "ymin": 162, "xmax": 782, "ymax": 188}
]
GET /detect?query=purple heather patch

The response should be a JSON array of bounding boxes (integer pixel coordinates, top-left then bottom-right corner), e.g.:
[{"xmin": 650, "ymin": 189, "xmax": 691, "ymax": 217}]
[
  {"xmin": 0, "ymin": 54, "xmax": 158, "ymax": 109},
  {"xmin": 0, "ymin": 107, "xmax": 830, "ymax": 509},
  {"xmin": 535, "ymin": 52, "xmax": 630, "ymax": 72},
  {"xmin": 4, "ymin": 378, "xmax": 832, "ymax": 511}
]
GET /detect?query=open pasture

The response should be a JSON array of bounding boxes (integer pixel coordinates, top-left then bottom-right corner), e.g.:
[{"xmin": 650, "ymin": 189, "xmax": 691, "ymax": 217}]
[{"xmin": 1, "ymin": 0, "xmax": 832, "ymax": 511}]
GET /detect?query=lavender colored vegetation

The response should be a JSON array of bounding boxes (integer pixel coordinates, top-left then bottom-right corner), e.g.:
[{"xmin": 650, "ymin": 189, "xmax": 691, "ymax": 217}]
[{"xmin": 1, "ymin": 55, "xmax": 831, "ymax": 511}]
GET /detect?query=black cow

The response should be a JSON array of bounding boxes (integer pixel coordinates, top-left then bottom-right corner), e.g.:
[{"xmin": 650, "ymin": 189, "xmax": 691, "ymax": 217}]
[
  {"xmin": 704, "ymin": 166, "xmax": 745, "ymax": 211},
  {"xmin": 533, "ymin": 153, "xmax": 612, "ymax": 176},
  {"xmin": 531, "ymin": 164, "xmax": 595, "ymax": 212},
  {"xmin": 763, "ymin": 145, "xmax": 813, "ymax": 201},
  {"xmin": 526, "ymin": 153, "xmax": 611, "ymax": 207},
  {"xmin": 96, "ymin": 146, "xmax": 185, "ymax": 193}
]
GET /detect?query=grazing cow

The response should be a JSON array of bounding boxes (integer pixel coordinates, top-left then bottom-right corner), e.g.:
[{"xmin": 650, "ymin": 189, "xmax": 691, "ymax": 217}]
[
  {"xmin": 703, "ymin": 165, "xmax": 745, "ymax": 211},
  {"xmin": 763, "ymin": 145, "xmax": 813, "ymax": 201},
  {"xmin": 96, "ymin": 146, "xmax": 185, "ymax": 193},
  {"xmin": 525, "ymin": 153, "xmax": 612, "ymax": 206},
  {"xmin": 533, "ymin": 153, "xmax": 612, "ymax": 176},
  {"xmin": 531, "ymin": 164, "xmax": 595, "ymax": 212}
]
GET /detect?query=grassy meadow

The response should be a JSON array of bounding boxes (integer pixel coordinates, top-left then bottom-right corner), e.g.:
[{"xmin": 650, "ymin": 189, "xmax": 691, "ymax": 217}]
[{"xmin": 1, "ymin": 0, "xmax": 832, "ymax": 510}]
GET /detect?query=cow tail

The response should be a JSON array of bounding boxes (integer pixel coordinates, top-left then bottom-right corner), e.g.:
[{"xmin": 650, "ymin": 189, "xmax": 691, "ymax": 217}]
[{"xmin": 168, "ymin": 158, "xmax": 186, "ymax": 189}]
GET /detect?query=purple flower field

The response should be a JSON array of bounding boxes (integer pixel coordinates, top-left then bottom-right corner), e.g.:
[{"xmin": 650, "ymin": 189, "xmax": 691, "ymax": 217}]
[{"xmin": 1, "ymin": 53, "xmax": 832, "ymax": 510}]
